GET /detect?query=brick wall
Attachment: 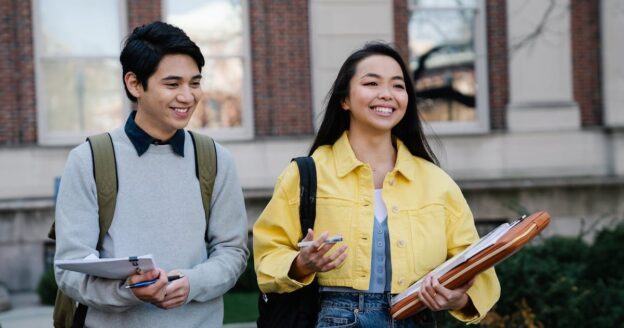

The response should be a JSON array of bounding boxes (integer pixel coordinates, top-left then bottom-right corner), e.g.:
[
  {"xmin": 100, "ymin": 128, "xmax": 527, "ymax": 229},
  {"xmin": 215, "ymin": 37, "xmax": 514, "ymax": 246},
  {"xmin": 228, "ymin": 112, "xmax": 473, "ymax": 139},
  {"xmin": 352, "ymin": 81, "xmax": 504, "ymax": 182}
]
[
  {"xmin": 127, "ymin": 0, "xmax": 161, "ymax": 31},
  {"xmin": 393, "ymin": 0, "xmax": 409, "ymax": 63},
  {"xmin": 0, "ymin": 0, "xmax": 161, "ymax": 146},
  {"xmin": 486, "ymin": 0, "xmax": 509, "ymax": 131},
  {"xmin": 0, "ymin": 0, "xmax": 36, "ymax": 145},
  {"xmin": 571, "ymin": 0, "xmax": 602, "ymax": 127},
  {"xmin": 250, "ymin": 0, "xmax": 313, "ymax": 136}
]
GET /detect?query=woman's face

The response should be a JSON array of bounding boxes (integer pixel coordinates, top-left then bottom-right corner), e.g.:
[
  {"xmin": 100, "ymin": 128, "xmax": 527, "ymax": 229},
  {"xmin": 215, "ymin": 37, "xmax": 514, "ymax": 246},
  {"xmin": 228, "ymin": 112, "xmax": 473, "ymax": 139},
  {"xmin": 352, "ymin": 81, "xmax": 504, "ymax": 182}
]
[{"xmin": 342, "ymin": 54, "xmax": 408, "ymax": 135}]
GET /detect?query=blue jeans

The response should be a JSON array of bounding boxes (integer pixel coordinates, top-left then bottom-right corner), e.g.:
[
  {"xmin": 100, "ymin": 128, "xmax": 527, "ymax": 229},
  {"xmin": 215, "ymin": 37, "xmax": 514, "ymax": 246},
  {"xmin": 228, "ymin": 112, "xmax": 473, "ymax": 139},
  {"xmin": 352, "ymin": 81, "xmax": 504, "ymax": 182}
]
[{"xmin": 316, "ymin": 292, "xmax": 436, "ymax": 328}]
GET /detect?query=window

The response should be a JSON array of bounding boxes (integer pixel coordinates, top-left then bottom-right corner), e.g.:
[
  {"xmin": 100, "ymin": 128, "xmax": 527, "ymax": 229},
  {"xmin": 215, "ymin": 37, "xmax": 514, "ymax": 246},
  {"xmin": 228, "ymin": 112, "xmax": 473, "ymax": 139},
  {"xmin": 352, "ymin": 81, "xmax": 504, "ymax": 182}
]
[
  {"xmin": 34, "ymin": 0, "xmax": 126, "ymax": 144},
  {"xmin": 164, "ymin": 0, "xmax": 254, "ymax": 140},
  {"xmin": 408, "ymin": 0, "xmax": 489, "ymax": 133}
]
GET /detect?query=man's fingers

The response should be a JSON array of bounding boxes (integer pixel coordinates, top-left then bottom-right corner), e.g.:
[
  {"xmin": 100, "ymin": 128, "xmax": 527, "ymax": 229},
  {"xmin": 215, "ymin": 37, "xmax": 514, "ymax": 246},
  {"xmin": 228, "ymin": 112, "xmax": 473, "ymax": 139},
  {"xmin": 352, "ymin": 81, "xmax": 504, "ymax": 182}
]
[
  {"xmin": 155, "ymin": 292, "xmax": 186, "ymax": 309},
  {"xmin": 127, "ymin": 269, "xmax": 159, "ymax": 285}
]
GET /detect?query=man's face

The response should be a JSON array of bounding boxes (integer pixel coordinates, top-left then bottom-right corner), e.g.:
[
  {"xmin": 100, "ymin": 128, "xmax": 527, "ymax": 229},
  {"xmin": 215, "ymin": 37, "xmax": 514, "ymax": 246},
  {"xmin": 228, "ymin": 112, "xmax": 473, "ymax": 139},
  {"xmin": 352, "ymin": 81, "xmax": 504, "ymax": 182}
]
[{"xmin": 129, "ymin": 54, "xmax": 202, "ymax": 140}]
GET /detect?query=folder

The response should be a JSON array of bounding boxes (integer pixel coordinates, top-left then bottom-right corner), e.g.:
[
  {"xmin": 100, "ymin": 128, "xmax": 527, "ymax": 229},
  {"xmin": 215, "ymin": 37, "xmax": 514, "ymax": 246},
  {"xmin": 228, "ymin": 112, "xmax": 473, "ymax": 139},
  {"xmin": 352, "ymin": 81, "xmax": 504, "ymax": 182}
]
[
  {"xmin": 55, "ymin": 254, "xmax": 156, "ymax": 280},
  {"xmin": 390, "ymin": 211, "xmax": 551, "ymax": 320}
]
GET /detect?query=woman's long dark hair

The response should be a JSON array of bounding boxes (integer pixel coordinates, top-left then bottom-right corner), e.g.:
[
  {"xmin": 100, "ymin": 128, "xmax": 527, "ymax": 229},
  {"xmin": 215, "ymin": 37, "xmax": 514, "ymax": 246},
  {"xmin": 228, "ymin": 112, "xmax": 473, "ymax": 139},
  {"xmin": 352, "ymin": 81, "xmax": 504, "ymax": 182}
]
[{"xmin": 309, "ymin": 42, "xmax": 438, "ymax": 165}]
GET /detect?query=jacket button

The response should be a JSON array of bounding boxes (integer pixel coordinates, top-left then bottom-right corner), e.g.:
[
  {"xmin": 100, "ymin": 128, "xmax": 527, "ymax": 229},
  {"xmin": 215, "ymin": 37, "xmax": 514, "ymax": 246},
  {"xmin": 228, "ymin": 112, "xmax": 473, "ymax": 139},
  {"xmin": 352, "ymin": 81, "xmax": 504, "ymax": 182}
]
[
  {"xmin": 388, "ymin": 179, "xmax": 395, "ymax": 186},
  {"xmin": 392, "ymin": 205, "xmax": 399, "ymax": 213},
  {"xmin": 398, "ymin": 278, "xmax": 405, "ymax": 285},
  {"xmin": 397, "ymin": 240, "xmax": 405, "ymax": 247}
]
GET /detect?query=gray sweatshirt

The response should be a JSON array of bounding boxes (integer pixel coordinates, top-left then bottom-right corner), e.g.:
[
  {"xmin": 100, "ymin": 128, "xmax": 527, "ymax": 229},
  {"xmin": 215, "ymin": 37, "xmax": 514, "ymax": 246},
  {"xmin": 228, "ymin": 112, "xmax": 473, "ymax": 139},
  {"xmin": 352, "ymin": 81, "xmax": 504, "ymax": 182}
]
[{"xmin": 54, "ymin": 128, "xmax": 249, "ymax": 327}]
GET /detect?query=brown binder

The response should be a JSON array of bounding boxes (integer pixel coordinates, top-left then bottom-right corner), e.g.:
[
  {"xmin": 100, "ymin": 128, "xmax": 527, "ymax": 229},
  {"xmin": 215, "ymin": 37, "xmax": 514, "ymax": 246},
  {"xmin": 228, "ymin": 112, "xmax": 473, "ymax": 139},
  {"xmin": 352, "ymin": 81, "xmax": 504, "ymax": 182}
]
[{"xmin": 390, "ymin": 211, "xmax": 551, "ymax": 320}]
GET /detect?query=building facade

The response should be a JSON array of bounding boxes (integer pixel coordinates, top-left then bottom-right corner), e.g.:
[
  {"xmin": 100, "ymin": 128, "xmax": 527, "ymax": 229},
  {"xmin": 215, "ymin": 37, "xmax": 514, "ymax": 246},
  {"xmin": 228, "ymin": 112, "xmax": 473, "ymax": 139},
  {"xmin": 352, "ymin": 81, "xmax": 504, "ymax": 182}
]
[{"xmin": 1, "ymin": 0, "xmax": 623, "ymax": 294}]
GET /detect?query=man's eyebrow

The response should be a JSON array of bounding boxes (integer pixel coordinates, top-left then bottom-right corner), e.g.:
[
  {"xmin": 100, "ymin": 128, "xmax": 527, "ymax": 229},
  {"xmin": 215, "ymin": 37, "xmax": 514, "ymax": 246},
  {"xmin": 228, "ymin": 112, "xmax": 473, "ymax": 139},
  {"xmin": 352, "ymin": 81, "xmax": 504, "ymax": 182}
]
[
  {"xmin": 161, "ymin": 74, "xmax": 202, "ymax": 81},
  {"xmin": 360, "ymin": 72, "xmax": 404, "ymax": 81}
]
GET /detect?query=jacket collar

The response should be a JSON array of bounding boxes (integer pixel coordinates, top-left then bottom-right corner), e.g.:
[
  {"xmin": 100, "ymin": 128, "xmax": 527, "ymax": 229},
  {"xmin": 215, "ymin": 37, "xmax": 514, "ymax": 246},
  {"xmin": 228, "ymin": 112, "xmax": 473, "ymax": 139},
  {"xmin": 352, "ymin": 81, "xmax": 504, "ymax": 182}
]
[{"xmin": 332, "ymin": 132, "xmax": 415, "ymax": 181}]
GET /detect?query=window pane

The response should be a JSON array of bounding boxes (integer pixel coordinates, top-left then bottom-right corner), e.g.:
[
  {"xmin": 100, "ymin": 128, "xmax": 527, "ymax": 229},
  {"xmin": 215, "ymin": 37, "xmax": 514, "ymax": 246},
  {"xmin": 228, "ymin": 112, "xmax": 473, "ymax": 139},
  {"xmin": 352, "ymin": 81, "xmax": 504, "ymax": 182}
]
[
  {"xmin": 165, "ymin": 0, "xmax": 243, "ymax": 56},
  {"xmin": 38, "ymin": 0, "xmax": 121, "ymax": 57},
  {"xmin": 43, "ymin": 59, "xmax": 123, "ymax": 133},
  {"xmin": 188, "ymin": 58, "xmax": 244, "ymax": 129},
  {"xmin": 166, "ymin": 0, "xmax": 248, "ymax": 133},
  {"xmin": 412, "ymin": 0, "xmax": 476, "ymax": 8},
  {"xmin": 409, "ymin": 8, "xmax": 477, "ymax": 122}
]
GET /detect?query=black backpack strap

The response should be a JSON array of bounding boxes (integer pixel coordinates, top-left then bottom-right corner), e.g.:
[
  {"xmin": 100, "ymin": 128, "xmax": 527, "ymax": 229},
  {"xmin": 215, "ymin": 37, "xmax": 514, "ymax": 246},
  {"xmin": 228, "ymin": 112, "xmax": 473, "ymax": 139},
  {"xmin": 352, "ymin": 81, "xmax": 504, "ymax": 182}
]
[
  {"xmin": 72, "ymin": 304, "xmax": 88, "ymax": 328},
  {"xmin": 292, "ymin": 157, "xmax": 316, "ymax": 235},
  {"xmin": 257, "ymin": 157, "xmax": 318, "ymax": 328},
  {"xmin": 188, "ymin": 131, "xmax": 217, "ymax": 242}
]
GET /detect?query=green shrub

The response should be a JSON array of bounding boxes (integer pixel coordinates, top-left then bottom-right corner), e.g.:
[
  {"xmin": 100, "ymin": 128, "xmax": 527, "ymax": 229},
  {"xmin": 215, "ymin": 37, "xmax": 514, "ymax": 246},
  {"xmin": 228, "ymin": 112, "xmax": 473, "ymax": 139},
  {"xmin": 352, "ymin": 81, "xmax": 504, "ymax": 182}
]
[
  {"xmin": 583, "ymin": 222, "xmax": 624, "ymax": 282},
  {"xmin": 483, "ymin": 223, "xmax": 624, "ymax": 327},
  {"xmin": 37, "ymin": 268, "xmax": 58, "ymax": 305}
]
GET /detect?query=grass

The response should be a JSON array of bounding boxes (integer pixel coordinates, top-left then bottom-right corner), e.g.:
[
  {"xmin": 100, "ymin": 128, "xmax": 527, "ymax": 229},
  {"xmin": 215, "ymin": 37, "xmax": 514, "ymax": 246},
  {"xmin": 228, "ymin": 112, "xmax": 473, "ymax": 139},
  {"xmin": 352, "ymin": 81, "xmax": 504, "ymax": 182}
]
[{"xmin": 223, "ymin": 291, "xmax": 259, "ymax": 324}]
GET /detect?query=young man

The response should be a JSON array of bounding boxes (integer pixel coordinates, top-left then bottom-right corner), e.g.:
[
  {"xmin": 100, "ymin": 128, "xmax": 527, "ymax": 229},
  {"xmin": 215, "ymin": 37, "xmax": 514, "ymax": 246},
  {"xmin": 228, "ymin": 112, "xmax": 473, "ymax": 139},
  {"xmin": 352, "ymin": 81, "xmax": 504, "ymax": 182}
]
[{"xmin": 54, "ymin": 21, "xmax": 249, "ymax": 327}]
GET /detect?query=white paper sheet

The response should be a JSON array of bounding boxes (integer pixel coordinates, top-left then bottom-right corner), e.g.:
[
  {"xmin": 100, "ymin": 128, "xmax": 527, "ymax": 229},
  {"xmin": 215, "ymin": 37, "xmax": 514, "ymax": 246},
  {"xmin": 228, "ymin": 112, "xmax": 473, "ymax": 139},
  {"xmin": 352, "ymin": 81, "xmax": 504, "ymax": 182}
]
[{"xmin": 55, "ymin": 254, "xmax": 156, "ymax": 279}]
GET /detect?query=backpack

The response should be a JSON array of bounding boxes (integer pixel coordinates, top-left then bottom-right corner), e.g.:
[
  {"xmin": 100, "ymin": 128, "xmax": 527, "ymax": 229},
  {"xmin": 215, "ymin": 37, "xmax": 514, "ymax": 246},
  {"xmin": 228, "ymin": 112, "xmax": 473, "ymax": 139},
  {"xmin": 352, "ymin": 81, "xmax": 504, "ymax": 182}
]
[
  {"xmin": 256, "ymin": 156, "xmax": 320, "ymax": 328},
  {"xmin": 47, "ymin": 131, "xmax": 217, "ymax": 328}
]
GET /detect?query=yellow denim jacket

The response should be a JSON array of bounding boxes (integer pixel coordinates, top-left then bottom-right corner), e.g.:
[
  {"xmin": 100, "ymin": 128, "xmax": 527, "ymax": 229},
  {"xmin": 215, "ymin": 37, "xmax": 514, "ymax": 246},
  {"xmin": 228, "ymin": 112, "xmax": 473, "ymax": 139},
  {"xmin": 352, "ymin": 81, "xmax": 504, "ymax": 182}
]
[{"xmin": 253, "ymin": 132, "xmax": 500, "ymax": 323}]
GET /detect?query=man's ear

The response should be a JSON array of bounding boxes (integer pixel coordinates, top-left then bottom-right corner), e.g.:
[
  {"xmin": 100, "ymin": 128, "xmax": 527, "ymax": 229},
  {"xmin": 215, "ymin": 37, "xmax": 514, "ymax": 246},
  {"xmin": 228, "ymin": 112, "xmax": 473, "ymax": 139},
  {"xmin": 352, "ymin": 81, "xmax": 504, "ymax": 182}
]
[{"xmin": 124, "ymin": 72, "xmax": 143, "ymax": 99}]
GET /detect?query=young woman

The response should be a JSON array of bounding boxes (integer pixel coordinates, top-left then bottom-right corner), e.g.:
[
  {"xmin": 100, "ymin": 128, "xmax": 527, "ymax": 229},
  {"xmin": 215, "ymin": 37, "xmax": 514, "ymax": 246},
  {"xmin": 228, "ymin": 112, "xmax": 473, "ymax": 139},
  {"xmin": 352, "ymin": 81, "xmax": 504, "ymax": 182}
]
[{"xmin": 253, "ymin": 42, "xmax": 500, "ymax": 327}]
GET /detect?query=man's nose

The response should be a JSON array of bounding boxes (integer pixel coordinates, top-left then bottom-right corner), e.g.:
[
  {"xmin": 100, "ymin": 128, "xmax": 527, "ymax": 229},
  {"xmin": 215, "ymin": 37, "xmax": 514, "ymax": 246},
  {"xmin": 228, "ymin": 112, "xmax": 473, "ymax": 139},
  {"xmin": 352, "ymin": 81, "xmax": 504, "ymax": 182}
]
[{"xmin": 177, "ymin": 86, "xmax": 194, "ymax": 102}]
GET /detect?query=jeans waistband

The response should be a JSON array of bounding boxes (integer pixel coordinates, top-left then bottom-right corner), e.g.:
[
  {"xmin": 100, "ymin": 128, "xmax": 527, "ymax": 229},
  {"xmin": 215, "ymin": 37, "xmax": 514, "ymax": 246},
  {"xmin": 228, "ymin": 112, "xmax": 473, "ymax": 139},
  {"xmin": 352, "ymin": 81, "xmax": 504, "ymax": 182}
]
[{"xmin": 319, "ymin": 291, "xmax": 392, "ymax": 310}]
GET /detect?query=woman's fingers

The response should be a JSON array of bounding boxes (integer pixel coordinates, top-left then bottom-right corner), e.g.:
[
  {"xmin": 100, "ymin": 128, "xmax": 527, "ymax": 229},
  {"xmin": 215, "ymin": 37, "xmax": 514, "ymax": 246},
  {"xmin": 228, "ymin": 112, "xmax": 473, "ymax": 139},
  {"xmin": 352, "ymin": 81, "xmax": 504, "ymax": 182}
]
[{"xmin": 318, "ymin": 245, "xmax": 348, "ymax": 271}]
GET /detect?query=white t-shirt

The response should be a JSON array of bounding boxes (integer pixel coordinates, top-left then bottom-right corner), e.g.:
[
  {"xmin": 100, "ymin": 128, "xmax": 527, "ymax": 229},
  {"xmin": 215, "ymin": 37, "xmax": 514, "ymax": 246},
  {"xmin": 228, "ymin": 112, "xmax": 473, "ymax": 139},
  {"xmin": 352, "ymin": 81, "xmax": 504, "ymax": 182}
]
[{"xmin": 374, "ymin": 189, "xmax": 388, "ymax": 223}]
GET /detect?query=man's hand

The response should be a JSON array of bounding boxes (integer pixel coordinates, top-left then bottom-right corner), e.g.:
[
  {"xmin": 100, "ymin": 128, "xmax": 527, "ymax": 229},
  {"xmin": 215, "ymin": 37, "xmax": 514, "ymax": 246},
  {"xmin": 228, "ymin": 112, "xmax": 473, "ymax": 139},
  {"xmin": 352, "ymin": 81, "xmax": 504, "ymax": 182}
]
[
  {"xmin": 127, "ymin": 268, "xmax": 168, "ymax": 303},
  {"xmin": 418, "ymin": 274, "xmax": 475, "ymax": 311},
  {"xmin": 153, "ymin": 270, "xmax": 190, "ymax": 310},
  {"xmin": 289, "ymin": 229, "xmax": 348, "ymax": 279}
]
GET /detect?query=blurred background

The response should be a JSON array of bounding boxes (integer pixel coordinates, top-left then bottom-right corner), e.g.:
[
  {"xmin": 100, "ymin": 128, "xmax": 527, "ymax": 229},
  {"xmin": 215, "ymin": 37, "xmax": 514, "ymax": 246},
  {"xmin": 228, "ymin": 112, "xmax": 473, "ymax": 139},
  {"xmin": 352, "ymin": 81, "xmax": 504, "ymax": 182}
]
[{"xmin": 1, "ymin": 0, "xmax": 623, "ymax": 326}]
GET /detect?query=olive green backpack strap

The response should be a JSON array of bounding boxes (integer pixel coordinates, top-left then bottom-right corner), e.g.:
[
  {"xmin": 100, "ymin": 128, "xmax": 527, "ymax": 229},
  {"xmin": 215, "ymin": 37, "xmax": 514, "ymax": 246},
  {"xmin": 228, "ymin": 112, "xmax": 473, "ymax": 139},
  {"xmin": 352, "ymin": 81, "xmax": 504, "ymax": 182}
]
[
  {"xmin": 87, "ymin": 133, "xmax": 118, "ymax": 251},
  {"xmin": 52, "ymin": 133, "xmax": 117, "ymax": 328},
  {"xmin": 188, "ymin": 131, "xmax": 217, "ymax": 239}
]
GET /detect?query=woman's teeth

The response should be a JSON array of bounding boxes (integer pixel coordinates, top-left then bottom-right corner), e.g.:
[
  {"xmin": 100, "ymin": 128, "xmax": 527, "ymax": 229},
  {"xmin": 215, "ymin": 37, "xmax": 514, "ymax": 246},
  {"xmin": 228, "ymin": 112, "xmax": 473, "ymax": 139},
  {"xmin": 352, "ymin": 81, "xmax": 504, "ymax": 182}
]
[{"xmin": 372, "ymin": 106, "xmax": 392, "ymax": 114}]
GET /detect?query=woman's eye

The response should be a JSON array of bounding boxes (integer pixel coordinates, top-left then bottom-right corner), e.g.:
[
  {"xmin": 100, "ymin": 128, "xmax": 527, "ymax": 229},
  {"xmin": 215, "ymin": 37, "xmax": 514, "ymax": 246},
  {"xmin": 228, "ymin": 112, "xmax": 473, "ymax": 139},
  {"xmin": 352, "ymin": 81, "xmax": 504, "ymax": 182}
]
[
  {"xmin": 394, "ymin": 84, "xmax": 405, "ymax": 89},
  {"xmin": 364, "ymin": 82, "xmax": 377, "ymax": 86}
]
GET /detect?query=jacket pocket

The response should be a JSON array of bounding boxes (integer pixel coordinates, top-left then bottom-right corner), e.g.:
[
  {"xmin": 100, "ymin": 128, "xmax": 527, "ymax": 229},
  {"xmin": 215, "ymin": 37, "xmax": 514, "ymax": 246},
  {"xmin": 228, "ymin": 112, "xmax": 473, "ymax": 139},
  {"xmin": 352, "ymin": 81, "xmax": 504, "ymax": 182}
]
[
  {"xmin": 314, "ymin": 199, "xmax": 354, "ymax": 280},
  {"xmin": 409, "ymin": 207, "xmax": 447, "ymax": 275}
]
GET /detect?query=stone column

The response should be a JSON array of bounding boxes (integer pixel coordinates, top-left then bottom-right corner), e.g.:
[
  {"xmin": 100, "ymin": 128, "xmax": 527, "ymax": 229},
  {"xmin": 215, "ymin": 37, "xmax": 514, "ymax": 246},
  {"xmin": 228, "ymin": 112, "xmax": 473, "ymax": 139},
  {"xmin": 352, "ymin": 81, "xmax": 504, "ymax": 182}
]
[{"xmin": 506, "ymin": 0, "xmax": 580, "ymax": 132}]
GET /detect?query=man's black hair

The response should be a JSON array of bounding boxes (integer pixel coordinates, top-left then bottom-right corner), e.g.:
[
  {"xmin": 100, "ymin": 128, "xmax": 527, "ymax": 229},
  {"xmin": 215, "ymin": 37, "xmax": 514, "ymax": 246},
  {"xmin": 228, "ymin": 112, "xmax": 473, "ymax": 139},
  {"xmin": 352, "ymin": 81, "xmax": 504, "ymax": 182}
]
[{"xmin": 119, "ymin": 21, "xmax": 204, "ymax": 102}]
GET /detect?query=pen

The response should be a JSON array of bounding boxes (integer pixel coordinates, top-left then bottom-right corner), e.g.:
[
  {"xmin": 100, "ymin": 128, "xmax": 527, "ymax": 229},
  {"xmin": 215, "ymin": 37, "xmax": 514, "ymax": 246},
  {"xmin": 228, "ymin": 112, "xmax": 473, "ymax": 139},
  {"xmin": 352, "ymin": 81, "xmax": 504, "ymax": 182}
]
[
  {"xmin": 298, "ymin": 235, "xmax": 343, "ymax": 248},
  {"xmin": 125, "ymin": 274, "xmax": 185, "ymax": 289}
]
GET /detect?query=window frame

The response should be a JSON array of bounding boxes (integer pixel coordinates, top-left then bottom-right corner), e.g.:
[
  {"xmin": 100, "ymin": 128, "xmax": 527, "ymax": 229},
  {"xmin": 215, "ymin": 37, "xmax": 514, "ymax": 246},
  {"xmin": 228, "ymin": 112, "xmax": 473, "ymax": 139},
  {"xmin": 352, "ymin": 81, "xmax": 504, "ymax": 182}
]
[
  {"xmin": 33, "ymin": 0, "xmax": 130, "ymax": 145},
  {"xmin": 162, "ymin": 0, "xmax": 255, "ymax": 141},
  {"xmin": 408, "ymin": 0, "xmax": 490, "ymax": 135}
]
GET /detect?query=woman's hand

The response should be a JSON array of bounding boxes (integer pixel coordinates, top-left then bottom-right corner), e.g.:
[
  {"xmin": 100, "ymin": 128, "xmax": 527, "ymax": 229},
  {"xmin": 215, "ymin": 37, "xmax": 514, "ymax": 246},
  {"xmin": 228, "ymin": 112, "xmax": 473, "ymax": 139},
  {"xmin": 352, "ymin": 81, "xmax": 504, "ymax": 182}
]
[
  {"xmin": 289, "ymin": 229, "xmax": 348, "ymax": 279},
  {"xmin": 418, "ymin": 274, "xmax": 475, "ymax": 312}
]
